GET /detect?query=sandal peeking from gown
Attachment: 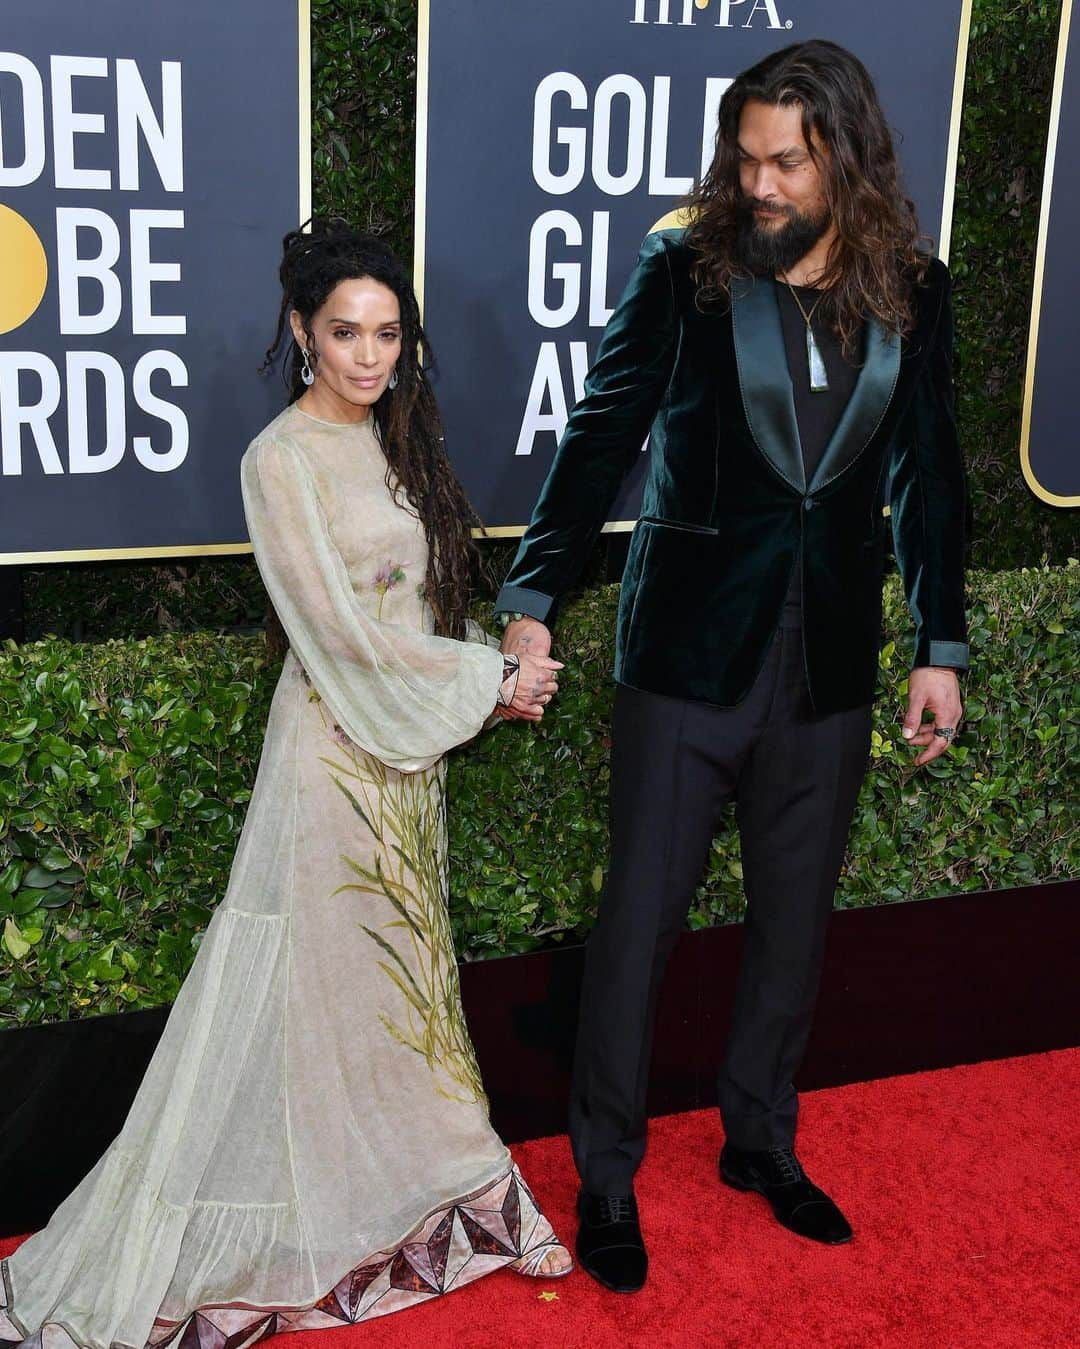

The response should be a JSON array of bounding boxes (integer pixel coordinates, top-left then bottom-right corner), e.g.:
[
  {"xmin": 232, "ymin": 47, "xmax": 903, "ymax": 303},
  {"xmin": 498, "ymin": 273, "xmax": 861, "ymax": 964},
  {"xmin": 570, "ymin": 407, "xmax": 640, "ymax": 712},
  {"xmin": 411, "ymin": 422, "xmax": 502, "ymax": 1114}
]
[{"xmin": 511, "ymin": 1242, "xmax": 575, "ymax": 1277}]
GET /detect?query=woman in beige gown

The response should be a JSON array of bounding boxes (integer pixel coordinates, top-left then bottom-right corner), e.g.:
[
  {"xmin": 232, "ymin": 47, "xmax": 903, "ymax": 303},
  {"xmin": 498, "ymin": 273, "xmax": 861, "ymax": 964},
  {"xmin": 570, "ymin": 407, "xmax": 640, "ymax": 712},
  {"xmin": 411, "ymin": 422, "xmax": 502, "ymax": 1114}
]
[{"xmin": 1, "ymin": 223, "xmax": 570, "ymax": 1349}]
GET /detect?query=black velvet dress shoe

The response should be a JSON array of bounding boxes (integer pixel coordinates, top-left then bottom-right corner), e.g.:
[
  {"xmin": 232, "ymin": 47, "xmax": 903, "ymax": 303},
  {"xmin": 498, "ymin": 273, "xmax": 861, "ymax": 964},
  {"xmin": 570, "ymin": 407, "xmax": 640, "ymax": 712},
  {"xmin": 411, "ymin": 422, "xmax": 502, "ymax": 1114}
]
[
  {"xmin": 575, "ymin": 1190, "xmax": 648, "ymax": 1292},
  {"xmin": 719, "ymin": 1144, "xmax": 853, "ymax": 1245}
]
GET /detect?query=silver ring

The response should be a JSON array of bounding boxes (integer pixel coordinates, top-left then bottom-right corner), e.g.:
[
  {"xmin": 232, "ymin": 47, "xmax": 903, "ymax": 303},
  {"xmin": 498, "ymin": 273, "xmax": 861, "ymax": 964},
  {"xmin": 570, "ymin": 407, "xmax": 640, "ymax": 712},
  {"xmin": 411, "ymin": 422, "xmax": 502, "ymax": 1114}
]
[{"xmin": 934, "ymin": 726, "xmax": 956, "ymax": 742}]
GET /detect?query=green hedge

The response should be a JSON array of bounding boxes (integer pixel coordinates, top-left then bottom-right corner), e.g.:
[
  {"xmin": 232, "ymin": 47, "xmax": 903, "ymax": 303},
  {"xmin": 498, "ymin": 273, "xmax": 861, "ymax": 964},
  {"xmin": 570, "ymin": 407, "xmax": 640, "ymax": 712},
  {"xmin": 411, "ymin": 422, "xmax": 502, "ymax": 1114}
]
[
  {"xmin": 2, "ymin": 566, "xmax": 1075, "ymax": 1029},
  {"xmin": 0, "ymin": 635, "xmax": 271, "ymax": 1026}
]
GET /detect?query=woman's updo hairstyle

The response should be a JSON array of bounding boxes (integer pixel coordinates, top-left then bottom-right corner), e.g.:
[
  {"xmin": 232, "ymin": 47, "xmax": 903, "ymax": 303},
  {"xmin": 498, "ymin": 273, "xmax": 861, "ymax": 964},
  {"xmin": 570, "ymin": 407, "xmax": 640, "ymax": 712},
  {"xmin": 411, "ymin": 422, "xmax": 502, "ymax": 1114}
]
[{"xmin": 262, "ymin": 219, "xmax": 486, "ymax": 643}]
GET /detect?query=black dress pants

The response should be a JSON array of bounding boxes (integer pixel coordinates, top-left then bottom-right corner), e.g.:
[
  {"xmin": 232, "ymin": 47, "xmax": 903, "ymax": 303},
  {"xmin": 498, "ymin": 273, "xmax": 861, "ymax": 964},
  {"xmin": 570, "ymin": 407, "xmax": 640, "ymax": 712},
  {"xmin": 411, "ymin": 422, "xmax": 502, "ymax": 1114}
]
[{"xmin": 569, "ymin": 612, "xmax": 873, "ymax": 1196}]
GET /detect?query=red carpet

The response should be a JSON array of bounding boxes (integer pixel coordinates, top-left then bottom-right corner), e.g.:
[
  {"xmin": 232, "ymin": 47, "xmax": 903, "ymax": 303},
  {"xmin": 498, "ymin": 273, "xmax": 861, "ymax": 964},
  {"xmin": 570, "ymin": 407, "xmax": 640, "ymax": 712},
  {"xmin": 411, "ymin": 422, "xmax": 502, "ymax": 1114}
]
[{"xmin": 4, "ymin": 1050, "xmax": 1077, "ymax": 1347}]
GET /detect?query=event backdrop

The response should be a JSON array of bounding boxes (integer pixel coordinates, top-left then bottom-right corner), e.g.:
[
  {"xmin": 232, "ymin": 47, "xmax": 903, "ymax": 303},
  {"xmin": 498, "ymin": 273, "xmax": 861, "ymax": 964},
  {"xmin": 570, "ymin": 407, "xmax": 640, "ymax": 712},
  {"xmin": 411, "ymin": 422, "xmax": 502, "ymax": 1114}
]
[
  {"xmin": 0, "ymin": 0, "xmax": 309, "ymax": 564},
  {"xmin": 1021, "ymin": 0, "xmax": 1080, "ymax": 507},
  {"xmin": 418, "ymin": 0, "xmax": 972, "ymax": 532}
]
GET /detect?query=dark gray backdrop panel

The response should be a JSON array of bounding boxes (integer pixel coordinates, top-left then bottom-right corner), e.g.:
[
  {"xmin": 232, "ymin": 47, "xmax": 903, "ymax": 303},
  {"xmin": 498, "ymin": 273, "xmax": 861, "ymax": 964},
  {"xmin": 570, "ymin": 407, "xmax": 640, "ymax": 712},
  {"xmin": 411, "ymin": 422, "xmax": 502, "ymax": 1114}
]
[
  {"xmin": 1026, "ymin": 9, "xmax": 1080, "ymax": 504},
  {"xmin": 0, "ymin": 0, "xmax": 301, "ymax": 556},
  {"xmin": 422, "ymin": 0, "xmax": 968, "ymax": 529}
]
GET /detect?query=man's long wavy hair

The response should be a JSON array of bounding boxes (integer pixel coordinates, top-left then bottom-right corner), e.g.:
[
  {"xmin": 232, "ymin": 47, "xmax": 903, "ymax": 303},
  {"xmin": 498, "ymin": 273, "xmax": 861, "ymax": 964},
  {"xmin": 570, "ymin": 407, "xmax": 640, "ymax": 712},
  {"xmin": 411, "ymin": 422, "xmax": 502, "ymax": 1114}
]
[
  {"xmin": 685, "ymin": 40, "xmax": 930, "ymax": 355},
  {"xmin": 261, "ymin": 220, "xmax": 486, "ymax": 654}
]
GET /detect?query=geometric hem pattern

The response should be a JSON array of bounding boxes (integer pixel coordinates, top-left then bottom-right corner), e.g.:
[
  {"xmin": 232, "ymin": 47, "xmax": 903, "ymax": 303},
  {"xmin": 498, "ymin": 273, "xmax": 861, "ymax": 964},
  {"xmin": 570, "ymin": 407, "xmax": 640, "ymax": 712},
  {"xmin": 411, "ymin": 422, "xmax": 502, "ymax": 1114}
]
[{"xmin": 0, "ymin": 1165, "xmax": 559, "ymax": 1349}]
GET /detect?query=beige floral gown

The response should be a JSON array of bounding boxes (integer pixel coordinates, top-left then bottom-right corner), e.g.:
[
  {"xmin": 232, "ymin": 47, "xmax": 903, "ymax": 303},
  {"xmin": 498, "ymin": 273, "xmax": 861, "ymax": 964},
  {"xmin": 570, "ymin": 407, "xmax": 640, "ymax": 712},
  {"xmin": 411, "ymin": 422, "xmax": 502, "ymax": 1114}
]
[{"xmin": 1, "ymin": 405, "xmax": 564, "ymax": 1349}]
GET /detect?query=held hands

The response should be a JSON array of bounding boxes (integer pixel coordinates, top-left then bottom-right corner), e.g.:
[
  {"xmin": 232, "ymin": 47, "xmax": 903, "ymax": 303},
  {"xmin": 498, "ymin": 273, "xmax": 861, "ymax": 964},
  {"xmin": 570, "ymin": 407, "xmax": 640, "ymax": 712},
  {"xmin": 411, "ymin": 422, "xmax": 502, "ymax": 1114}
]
[
  {"xmin": 502, "ymin": 616, "xmax": 553, "ymax": 660},
  {"xmin": 902, "ymin": 666, "xmax": 963, "ymax": 767},
  {"xmin": 495, "ymin": 618, "xmax": 561, "ymax": 722}
]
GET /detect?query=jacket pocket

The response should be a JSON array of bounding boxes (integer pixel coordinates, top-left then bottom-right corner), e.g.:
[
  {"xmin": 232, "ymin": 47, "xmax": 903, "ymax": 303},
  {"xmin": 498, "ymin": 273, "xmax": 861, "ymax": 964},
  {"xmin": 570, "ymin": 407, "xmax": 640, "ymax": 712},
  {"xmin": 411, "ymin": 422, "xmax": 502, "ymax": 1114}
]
[{"xmin": 639, "ymin": 515, "xmax": 719, "ymax": 537}]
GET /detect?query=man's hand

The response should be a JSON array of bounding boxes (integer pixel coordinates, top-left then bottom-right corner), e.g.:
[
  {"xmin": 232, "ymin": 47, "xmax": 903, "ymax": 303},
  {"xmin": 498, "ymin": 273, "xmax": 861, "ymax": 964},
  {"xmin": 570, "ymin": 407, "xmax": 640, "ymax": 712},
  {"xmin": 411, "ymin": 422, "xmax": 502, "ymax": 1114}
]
[
  {"xmin": 902, "ymin": 666, "xmax": 963, "ymax": 767},
  {"xmin": 494, "ymin": 650, "xmax": 564, "ymax": 722},
  {"xmin": 496, "ymin": 618, "xmax": 557, "ymax": 722},
  {"xmin": 501, "ymin": 616, "xmax": 552, "ymax": 660}
]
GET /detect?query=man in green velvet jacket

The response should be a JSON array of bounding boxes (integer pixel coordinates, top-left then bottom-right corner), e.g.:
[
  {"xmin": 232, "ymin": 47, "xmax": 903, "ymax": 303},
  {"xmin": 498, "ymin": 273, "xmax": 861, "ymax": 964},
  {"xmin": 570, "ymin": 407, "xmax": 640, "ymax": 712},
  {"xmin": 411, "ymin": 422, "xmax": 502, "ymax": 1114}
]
[{"xmin": 495, "ymin": 40, "xmax": 967, "ymax": 1292}]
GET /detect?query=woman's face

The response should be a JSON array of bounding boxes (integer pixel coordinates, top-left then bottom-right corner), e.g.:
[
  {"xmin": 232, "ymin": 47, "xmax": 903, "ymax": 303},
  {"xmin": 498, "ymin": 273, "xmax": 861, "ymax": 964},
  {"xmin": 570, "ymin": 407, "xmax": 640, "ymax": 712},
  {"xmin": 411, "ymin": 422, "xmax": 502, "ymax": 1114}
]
[{"xmin": 290, "ymin": 277, "xmax": 402, "ymax": 422}]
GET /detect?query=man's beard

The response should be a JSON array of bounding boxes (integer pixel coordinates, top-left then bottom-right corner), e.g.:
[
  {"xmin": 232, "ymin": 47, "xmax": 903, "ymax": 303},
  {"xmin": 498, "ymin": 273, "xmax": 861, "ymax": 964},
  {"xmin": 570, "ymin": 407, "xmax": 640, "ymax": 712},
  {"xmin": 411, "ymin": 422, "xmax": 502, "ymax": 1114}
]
[{"xmin": 733, "ymin": 196, "xmax": 832, "ymax": 276}]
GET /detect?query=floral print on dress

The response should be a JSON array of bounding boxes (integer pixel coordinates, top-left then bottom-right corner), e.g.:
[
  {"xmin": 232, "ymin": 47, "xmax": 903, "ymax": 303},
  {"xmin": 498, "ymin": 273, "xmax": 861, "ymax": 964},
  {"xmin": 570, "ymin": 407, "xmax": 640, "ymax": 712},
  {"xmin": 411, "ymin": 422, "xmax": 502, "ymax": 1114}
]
[
  {"xmin": 372, "ymin": 562, "xmax": 407, "ymax": 618},
  {"xmin": 299, "ymin": 668, "xmax": 356, "ymax": 751}
]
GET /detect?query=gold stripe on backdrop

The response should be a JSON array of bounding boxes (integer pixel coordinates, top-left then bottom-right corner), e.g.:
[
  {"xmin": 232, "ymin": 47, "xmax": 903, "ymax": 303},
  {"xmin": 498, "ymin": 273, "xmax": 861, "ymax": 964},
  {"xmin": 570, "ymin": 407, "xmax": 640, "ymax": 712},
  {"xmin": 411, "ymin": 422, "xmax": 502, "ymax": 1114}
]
[
  {"xmin": 1019, "ymin": 0, "xmax": 1079, "ymax": 507},
  {"xmin": 299, "ymin": 0, "xmax": 312, "ymax": 224},
  {"xmin": 938, "ymin": 0, "xmax": 974, "ymax": 263},
  {"xmin": 413, "ymin": 0, "xmax": 431, "ymax": 316},
  {"xmin": 0, "ymin": 543, "xmax": 253, "ymax": 566},
  {"xmin": 477, "ymin": 521, "xmax": 636, "ymax": 540}
]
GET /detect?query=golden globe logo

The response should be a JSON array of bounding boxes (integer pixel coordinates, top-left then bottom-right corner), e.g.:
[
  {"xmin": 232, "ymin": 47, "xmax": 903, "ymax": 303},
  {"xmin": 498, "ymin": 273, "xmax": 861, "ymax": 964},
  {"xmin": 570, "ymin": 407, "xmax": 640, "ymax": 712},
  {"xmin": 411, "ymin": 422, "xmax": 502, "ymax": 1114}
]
[
  {"xmin": 631, "ymin": 0, "xmax": 792, "ymax": 27},
  {"xmin": 0, "ymin": 51, "xmax": 188, "ymax": 478},
  {"xmin": 0, "ymin": 204, "xmax": 48, "ymax": 335}
]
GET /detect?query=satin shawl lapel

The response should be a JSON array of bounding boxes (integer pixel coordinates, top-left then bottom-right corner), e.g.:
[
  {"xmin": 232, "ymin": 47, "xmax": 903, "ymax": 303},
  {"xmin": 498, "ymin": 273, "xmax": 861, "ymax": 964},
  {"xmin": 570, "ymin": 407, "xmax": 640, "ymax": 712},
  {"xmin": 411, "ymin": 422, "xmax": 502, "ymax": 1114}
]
[
  {"xmin": 731, "ymin": 276, "xmax": 804, "ymax": 492},
  {"xmin": 809, "ymin": 318, "xmax": 901, "ymax": 491},
  {"xmin": 731, "ymin": 277, "xmax": 903, "ymax": 494}
]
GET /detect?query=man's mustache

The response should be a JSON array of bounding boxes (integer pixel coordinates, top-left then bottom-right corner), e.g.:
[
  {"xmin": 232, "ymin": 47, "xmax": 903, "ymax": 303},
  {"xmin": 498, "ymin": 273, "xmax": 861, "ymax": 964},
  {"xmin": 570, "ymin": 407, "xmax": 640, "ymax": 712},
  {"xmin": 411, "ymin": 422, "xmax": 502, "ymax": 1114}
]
[{"xmin": 742, "ymin": 198, "xmax": 795, "ymax": 220}]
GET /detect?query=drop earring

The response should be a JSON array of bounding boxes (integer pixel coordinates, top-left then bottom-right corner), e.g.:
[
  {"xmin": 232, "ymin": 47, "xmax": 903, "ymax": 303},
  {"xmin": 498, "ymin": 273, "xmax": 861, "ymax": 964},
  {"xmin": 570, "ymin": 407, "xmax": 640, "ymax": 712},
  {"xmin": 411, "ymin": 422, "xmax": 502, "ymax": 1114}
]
[
  {"xmin": 388, "ymin": 367, "xmax": 399, "ymax": 390},
  {"xmin": 300, "ymin": 348, "xmax": 315, "ymax": 386}
]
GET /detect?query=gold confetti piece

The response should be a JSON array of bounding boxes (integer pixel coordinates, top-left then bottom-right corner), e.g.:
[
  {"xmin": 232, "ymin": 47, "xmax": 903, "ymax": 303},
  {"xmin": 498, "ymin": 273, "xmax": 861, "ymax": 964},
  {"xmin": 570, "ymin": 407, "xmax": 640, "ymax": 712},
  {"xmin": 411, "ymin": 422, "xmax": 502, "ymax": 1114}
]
[{"xmin": 539, "ymin": 1291, "xmax": 560, "ymax": 1303}]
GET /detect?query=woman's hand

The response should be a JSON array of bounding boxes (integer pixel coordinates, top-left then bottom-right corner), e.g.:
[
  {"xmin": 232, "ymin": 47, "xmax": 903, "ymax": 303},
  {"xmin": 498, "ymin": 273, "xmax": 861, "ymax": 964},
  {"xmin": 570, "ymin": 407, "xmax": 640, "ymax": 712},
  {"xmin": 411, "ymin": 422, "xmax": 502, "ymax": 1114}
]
[{"xmin": 496, "ymin": 651, "xmax": 564, "ymax": 722}]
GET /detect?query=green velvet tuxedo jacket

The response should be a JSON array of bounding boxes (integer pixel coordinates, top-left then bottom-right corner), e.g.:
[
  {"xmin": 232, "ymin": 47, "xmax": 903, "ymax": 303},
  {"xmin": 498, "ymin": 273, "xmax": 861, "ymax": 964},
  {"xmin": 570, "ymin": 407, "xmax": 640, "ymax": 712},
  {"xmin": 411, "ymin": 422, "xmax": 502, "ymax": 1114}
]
[{"xmin": 495, "ymin": 228, "xmax": 968, "ymax": 713}]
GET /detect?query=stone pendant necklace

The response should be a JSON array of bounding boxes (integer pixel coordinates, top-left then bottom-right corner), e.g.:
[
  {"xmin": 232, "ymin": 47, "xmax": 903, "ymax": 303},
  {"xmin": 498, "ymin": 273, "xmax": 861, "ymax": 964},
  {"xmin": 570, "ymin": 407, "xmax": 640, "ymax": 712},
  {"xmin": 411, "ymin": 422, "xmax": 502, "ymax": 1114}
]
[{"xmin": 783, "ymin": 279, "xmax": 829, "ymax": 393}]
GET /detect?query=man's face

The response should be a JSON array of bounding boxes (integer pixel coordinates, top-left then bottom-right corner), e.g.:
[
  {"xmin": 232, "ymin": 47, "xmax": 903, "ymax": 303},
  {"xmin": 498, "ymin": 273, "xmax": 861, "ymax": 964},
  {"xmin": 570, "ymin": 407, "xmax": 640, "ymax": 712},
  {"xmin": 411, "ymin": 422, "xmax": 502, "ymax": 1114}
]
[{"xmin": 733, "ymin": 98, "xmax": 833, "ymax": 275}]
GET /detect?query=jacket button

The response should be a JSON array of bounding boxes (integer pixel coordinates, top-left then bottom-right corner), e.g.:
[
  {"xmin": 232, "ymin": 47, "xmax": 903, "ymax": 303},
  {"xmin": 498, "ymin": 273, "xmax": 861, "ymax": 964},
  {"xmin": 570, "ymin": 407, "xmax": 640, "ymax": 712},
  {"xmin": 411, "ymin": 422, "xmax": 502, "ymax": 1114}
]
[{"xmin": 803, "ymin": 497, "xmax": 815, "ymax": 512}]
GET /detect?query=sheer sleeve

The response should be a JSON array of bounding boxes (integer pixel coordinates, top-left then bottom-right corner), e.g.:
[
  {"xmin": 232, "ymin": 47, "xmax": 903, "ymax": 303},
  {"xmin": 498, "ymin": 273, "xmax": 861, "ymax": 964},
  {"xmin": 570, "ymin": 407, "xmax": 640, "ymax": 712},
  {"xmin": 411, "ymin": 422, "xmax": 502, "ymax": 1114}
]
[{"xmin": 241, "ymin": 433, "xmax": 504, "ymax": 773}]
